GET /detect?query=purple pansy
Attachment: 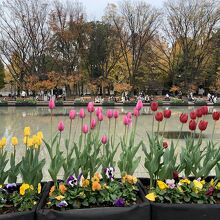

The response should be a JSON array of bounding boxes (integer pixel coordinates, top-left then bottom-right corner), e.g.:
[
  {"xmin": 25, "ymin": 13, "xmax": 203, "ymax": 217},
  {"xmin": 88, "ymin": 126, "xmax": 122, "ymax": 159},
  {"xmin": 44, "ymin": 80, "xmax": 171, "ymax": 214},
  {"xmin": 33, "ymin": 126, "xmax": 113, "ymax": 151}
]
[
  {"xmin": 57, "ymin": 200, "xmax": 68, "ymax": 208},
  {"xmin": 114, "ymin": 198, "xmax": 125, "ymax": 207},
  {"xmin": 104, "ymin": 167, "xmax": 115, "ymax": 181},
  {"xmin": 206, "ymin": 186, "xmax": 215, "ymax": 196},
  {"xmin": 5, "ymin": 183, "xmax": 17, "ymax": 193},
  {"xmin": 66, "ymin": 175, "xmax": 78, "ymax": 187}
]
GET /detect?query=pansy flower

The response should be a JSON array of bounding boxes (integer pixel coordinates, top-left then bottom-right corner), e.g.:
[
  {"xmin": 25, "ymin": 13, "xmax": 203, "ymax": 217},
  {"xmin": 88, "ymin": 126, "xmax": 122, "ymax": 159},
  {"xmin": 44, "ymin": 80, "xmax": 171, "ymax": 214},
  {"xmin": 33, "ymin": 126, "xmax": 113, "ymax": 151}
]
[
  {"xmin": 56, "ymin": 200, "xmax": 68, "ymax": 208},
  {"xmin": 114, "ymin": 198, "xmax": 125, "ymax": 207},
  {"xmin": 5, "ymin": 183, "xmax": 17, "ymax": 193},
  {"xmin": 104, "ymin": 167, "xmax": 115, "ymax": 181},
  {"xmin": 165, "ymin": 179, "xmax": 175, "ymax": 189},
  {"xmin": 66, "ymin": 175, "xmax": 78, "ymax": 187}
]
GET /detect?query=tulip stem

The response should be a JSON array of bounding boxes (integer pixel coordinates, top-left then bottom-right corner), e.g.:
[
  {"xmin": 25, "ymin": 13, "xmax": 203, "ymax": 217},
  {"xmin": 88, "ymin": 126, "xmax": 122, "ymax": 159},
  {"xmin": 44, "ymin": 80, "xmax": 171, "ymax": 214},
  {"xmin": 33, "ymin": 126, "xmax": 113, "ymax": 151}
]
[
  {"xmin": 108, "ymin": 119, "xmax": 111, "ymax": 138},
  {"xmin": 50, "ymin": 110, "xmax": 53, "ymax": 147},
  {"xmin": 162, "ymin": 119, "xmax": 167, "ymax": 138},
  {"xmin": 176, "ymin": 123, "xmax": 183, "ymax": 148},
  {"xmin": 211, "ymin": 121, "xmax": 216, "ymax": 141},
  {"xmin": 152, "ymin": 114, "xmax": 155, "ymax": 135},
  {"xmin": 113, "ymin": 119, "xmax": 117, "ymax": 148},
  {"xmin": 67, "ymin": 120, "xmax": 72, "ymax": 157}
]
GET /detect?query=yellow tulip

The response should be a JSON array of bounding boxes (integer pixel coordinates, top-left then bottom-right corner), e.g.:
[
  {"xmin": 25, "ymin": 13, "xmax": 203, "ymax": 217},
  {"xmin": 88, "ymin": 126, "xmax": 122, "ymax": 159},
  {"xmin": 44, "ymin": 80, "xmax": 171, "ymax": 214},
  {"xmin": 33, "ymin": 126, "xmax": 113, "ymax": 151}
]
[
  {"xmin": 23, "ymin": 136, "xmax": 28, "ymax": 145},
  {"xmin": 24, "ymin": 127, "xmax": 31, "ymax": 136},
  {"xmin": 1, "ymin": 137, "xmax": 6, "ymax": 147},
  {"xmin": 11, "ymin": 137, "xmax": 18, "ymax": 146},
  {"xmin": 37, "ymin": 131, "xmax": 43, "ymax": 139},
  {"xmin": 146, "ymin": 192, "xmax": 157, "ymax": 201},
  {"xmin": 32, "ymin": 135, "xmax": 38, "ymax": 145},
  {"xmin": 157, "ymin": 180, "xmax": 168, "ymax": 190},
  {"xmin": 27, "ymin": 138, "xmax": 33, "ymax": 147}
]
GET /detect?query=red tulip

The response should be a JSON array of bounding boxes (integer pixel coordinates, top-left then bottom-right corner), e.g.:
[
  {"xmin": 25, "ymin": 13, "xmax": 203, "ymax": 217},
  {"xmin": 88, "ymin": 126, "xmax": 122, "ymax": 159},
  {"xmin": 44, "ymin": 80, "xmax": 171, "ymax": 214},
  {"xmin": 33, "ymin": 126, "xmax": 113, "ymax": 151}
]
[
  {"xmin": 180, "ymin": 113, "xmax": 188, "ymax": 123},
  {"xmin": 163, "ymin": 109, "xmax": 171, "ymax": 119},
  {"xmin": 155, "ymin": 112, "xmax": 163, "ymax": 122},
  {"xmin": 150, "ymin": 102, "xmax": 158, "ymax": 112},
  {"xmin": 201, "ymin": 106, "xmax": 208, "ymax": 115},
  {"xmin": 190, "ymin": 111, "xmax": 197, "ymax": 120},
  {"xmin": 196, "ymin": 108, "xmax": 203, "ymax": 118},
  {"xmin": 198, "ymin": 120, "xmax": 208, "ymax": 131},
  {"xmin": 189, "ymin": 120, "xmax": 197, "ymax": 131},
  {"xmin": 212, "ymin": 111, "xmax": 220, "ymax": 121},
  {"xmin": 163, "ymin": 141, "xmax": 168, "ymax": 149}
]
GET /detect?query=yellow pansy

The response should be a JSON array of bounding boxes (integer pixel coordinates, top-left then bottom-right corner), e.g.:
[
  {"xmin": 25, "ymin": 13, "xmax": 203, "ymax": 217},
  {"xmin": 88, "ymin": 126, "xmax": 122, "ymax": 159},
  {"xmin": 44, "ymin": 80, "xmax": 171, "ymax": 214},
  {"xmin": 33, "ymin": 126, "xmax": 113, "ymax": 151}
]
[
  {"xmin": 122, "ymin": 175, "xmax": 138, "ymax": 185},
  {"xmin": 55, "ymin": 195, "xmax": 65, "ymax": 201},
  {"xmin": 157, "ymin": 180, "xmax": 168, "ymax": 190},
  {"xmin": 209, "ymin": 179, "xmax": 214, "ymax": 186},
  {"xmin": 179, "ymin": 179, "xmax": 191, "ymax": 185},
  {"xmin": 146, "ymin": 192, "xmax": 157, "ymax": 202},
  {"xmin": 200, "ymin": 180, "xmax": 205, "ymax": 185},
  {"xmin": 82, "ymin": 178, "xmax": 90, "ymax": 188},
  {"xmin": 11, "ymin": 137, "xmax": 18, "ymax": 146},
  {"xmin": 92, "ymin": 174, "xmax": 101, "ymax": 183},
  {"xmin": 193, "ymin": 180, "xmax": 203, "ymax": 193},
  {"xmin": 215, "ymin": 182, "xmax": 220, "ymax": 189},
  {"xmin": 24, "ymin": 127, "xmax": 31, "ymax": 136},
  {"xmin": 20, "ymin": 183, "xmax": 31, "ymax": 196},
  {"xmin": 38, "ymin": 183, "xmax": 41, "ymax": 194},
  {"xmin": 0, "ymin": 185, "xmax": 2, "ymax": 188}
]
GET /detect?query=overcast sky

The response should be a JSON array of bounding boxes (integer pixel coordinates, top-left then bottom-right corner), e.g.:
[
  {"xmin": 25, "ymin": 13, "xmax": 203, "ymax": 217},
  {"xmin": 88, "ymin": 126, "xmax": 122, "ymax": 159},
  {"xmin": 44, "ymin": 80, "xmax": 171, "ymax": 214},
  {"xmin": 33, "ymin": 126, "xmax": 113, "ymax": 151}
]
[{"xmin": 81, "ymin": 0, "xmax": 164, "ymax": 20}]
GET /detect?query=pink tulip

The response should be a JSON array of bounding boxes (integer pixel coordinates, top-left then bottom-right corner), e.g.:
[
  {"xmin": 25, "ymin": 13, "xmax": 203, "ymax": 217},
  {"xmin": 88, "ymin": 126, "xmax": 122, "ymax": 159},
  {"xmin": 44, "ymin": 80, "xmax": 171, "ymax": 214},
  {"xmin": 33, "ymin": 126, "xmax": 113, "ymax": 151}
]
[
  {"xmin": 113, "ymin": 110, "xmax": 119, "ymax": 119},
  {"xmin": 123, "ymin": 115, "xmax": 129, "ymax": 126},
  {"xmin": 58, "ymin": 121, "xmax": 64, "ymax": 132},
  {"xmin": 69, "ymin": 110, "xmax": 76, "ymax": 120},
  {"xmin": 96, "ymin": 107, "xmax": 103, "ymax": 117},
  {"xmin": 127, "ymin": 112, "xmax": 132, "ymax": 119},
  {"xmin": 87, "ymin": 102, "xmax": 95, "ymax": 113},
  {"xmin": 49, "ymin": 99, "xmax": 55, "ymax": 110},
  {"xmin": 136, "ymin": 100, "xmax": 143, "ymax": 111},
  {"xmin": 107, "ymin": 109, "xmax": 113, "ymax": 119},
  {"xmin": 82, "ymin": 124, "xmax": 89, "ymax": 134},
  {"xmin": 79, "ymin": 108, "xmax": 86, "ymax": 119},
  {"xmin": 133, "ymin": 108, "xmax": 140, "ymax": 117},
  {"xmin": 98, "ymin": 112, "xmax": 104, "ymax": 121},
  {"xmin": 90, "ymin": 119, "xmax": 97, "ymax": 129},
  {"xmin": 101, "ymin": 135, "xmax": 108, "ymax": 144}
]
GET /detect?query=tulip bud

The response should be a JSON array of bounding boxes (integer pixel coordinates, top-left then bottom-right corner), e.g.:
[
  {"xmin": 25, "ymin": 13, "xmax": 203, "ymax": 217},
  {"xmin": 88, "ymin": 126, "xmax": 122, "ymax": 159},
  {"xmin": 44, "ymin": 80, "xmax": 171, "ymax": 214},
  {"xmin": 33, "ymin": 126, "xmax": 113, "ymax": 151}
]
[
  {"xmin": 155, "ymin": 112, "xmax": 163, "ymax": 122},
  {"xmin": 201, "ymin": 106, "xmax": 208, "ymax": 115},
  {"xmin": 136, "ymin": 100, "xmax": 143, "ymax": 111},
  {"xmin": 133, "ymin": 108, "xmax": 140, "ymax": 117},
  {"xmin": 163, "ymin": 141, "xmax": 168, "ymax": 149},
  {"xmin": 180, "ymin": 113, "xmax": 188, "ymax": 123},
  {"xmin": 82, "ymin": 124, "xmax": 89, "ymax": 134},
  {"xmin": 98, "ymin": 112, "xmax": 104, "ymax": 121},
  {"xmin": 11, "ymin": 137, "xmax": 18, "ymax": 146},
  {"xmin": 113, "ymin": 110, "xmax": 119, "ymax": 119},
  {"xmin": 58, "ymin": 121, "xmax": 65, "ymax": 132},
  {"xmin": 189, "ymin": 120, "xmax": 197, "ymax": 131},
  {"xmin": 69, "ymin": 110, "xmax": 76, "ymax": 120},
  {"xmin": 107, "ymin": 109, "xmax": 113, "ymax": 119},
  {"xmin": 101, "ymin": 135, "xmax": 108, "ymax": 144},
  {"xmin": 49, "ymin": 99, "xmax": 55, "ymax": 110},
  {"xmin": 96, "ymin": 107, "xmax": 102, "ymax": 117},
  {"xmin": 212, "ymin": 111, "xmax": 220, "ymax": 121},
  {"xmin": 150, "ymin": 102, "xmax": 158, "ymax": 112},
  {"xmin": 123, "ymin": 115, "xmax": 129, "ymax": 126},
  {"xmin": 198, "ymin": 120, "xmax": 208, "ymax": 131},
  {"xmin": 196, "ymin": 108, "xmax": 203, "ymax": 118},
  {"xmin": 87, "ymin": 102, "xmax": 95, "ymax": 113},
  {"xmin": 163, "ymin": 109, "xmax": 171, "ymax": 119},
  {"xmin": 190, "ymin": 111, "xmax": 197, "ymax": 120},
  {"xmin": 24, "ymin": 127, "xmax": 31, "ymax": 136},
  {"xmin": 127, "ymin": 112, "xmax": 132, "ymax": 119},
  {"xmin": 90, "ymin": 119, "xmax": 97, "ymax": 130},
  {"xmin": 79, "ymin": 108, "xmax": 86, "ymax": 119}
]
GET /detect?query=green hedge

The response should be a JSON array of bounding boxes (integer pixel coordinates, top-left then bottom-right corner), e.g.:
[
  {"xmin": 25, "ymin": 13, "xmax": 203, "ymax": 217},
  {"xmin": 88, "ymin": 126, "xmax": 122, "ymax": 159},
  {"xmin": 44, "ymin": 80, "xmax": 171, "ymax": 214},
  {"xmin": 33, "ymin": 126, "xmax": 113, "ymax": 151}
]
[
  {"xmin": 194, "ymin": 100, "xmax": 207, "ymax": 106},
  {"xmin": 0, "ymin": 100, "xmax": 8, "ymax": 106},
  {"xmin": 55, "ymin": 100, "xmax": 64, "ymax": 106},
  {"xmin": 16, "ymin": 99, "xmax": 37, "ymax": 106},
  {"xmin": 74, "ymin": 100, "xmax": 89, "ymax": 106},
  {"xmin": 170, "ymin": 99, "xmax": 188, "ymax": 106},
  {"xmin": 123, "ymin": 101, "xmax": 137, "ymax": 106},
  {"xmin": 102, "ymin": 101, "xmax": 115, "ymax": 106}
]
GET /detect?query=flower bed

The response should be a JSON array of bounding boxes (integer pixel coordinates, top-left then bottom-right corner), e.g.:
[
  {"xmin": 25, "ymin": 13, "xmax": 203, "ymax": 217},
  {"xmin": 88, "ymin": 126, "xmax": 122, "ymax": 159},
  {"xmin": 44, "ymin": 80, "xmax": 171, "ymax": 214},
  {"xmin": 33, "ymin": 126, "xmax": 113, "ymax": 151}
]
[
  {"xmin": 15, "ymin": 99, "xmax": 37, "ymax": 106},
  {"xmin": 0, "ymin": 100, "xmax": 8, "ymax": 106}
]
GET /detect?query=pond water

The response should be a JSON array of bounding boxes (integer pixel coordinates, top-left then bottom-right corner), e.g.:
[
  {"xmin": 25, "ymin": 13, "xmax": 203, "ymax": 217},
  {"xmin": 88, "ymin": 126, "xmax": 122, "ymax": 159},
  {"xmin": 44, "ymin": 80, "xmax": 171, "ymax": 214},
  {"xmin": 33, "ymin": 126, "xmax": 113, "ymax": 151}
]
[{"xmin": 1, "ymin": 106, "xmax": 220, "ymax": 179}]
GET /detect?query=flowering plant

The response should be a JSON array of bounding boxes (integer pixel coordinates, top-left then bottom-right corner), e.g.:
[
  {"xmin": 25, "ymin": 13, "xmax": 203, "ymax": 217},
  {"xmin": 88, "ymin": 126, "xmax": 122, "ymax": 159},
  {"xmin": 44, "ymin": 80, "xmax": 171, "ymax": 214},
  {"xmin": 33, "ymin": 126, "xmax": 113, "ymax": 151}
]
[
  {"xmin": 47, "ymin": 172, "xmax": 138, "ymax": 209},
  {"xmin": 146, "ymin": 178, "xmax": 220, "ymax": 204}
]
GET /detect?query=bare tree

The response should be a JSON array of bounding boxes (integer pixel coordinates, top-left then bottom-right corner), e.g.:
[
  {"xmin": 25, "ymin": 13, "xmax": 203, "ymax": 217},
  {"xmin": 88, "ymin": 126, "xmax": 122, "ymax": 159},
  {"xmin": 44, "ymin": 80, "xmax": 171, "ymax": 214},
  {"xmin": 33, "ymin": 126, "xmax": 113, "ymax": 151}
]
[
  {"xmin": 0, "ymin": 0, "xmax": 51, "ymax": 91},
  {"xmin": 112, "ymin": 0, "xmax": 160, "ymax": 90},
  {"xmin": 158, "ymin": 0, "xmax": 220, "ymax": 90}
]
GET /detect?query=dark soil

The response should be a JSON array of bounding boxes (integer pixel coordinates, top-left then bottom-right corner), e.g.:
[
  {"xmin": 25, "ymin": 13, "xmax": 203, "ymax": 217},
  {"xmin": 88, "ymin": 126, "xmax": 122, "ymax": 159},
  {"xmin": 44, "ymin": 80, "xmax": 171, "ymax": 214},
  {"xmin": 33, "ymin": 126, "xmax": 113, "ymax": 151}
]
[{"xmin": 0, "ymin": 205, "xmax": 18, "ymax": 215}]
